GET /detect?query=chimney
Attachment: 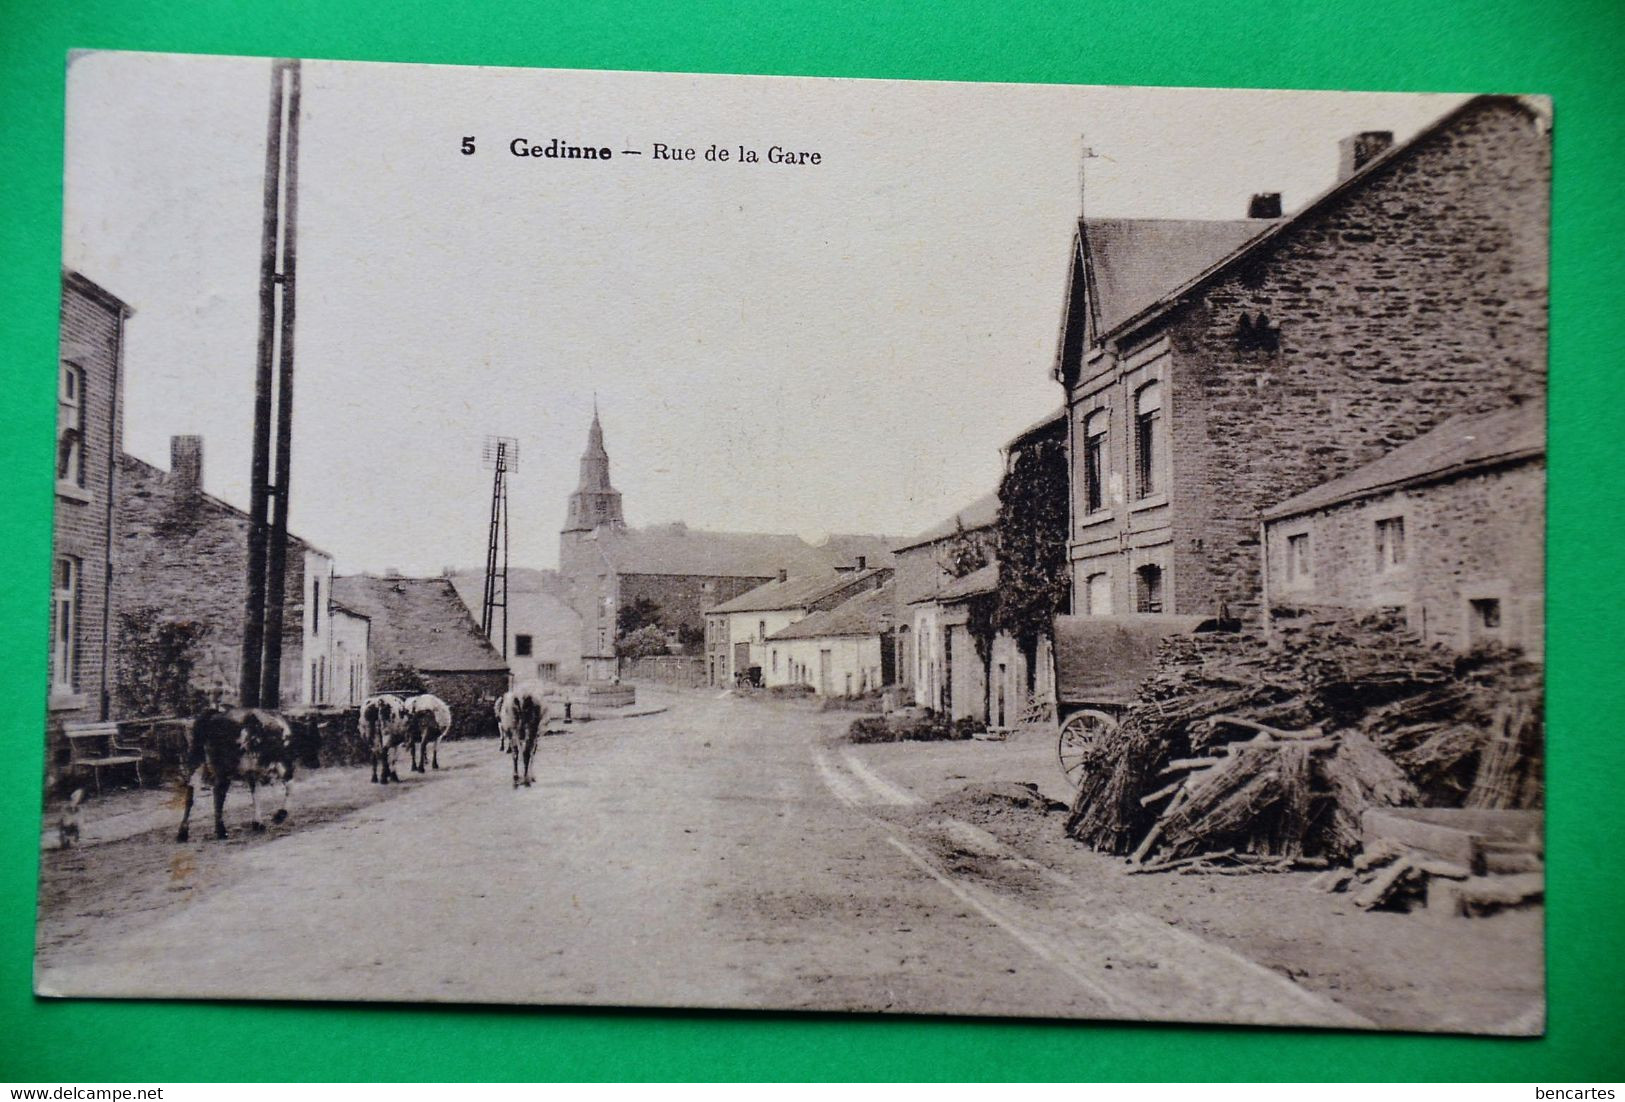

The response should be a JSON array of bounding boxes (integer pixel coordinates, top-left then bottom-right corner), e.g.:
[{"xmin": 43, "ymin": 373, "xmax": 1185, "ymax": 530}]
[
  {"xmin": 856, "ymin": 555, "xmax": 867, "ymax": 571},
  {"xmin": 170, "ymin": 435, "xmax": 203, "ymax": 497},
  {"xmin": 1247, "ymin": 192, "xmax": 1282, "ymax": 219},
  {"xmin": 1337, "ymin": 130, "xmax": 1394, "ymax": 180},
  {"xmin": 777, "ymin": 568, "xmax": 788, "ymax": 583}
]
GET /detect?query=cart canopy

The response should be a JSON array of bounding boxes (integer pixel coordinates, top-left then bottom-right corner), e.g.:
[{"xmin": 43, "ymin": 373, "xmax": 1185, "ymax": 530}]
[{"xmin": 1052, "ymin": 614, "xmax": 1222, "ymax": 707}]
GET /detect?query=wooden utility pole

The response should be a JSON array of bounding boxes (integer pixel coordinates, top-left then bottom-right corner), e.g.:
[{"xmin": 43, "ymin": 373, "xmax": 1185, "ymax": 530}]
[{"xmin": 240, "ymin": 58, "xmax": 302, "ymax": 708}]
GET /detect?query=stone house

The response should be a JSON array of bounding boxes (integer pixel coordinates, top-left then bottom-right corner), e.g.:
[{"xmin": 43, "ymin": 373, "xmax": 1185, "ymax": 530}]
[
  {"xmin": 891, "ymin": 492, "xmax": 999, "ymax": 703},
  {"xmin": 48, "ymin": 271, "xmax": 131, "ymax": 763},
  {"xmin": 558, "ymin": 408, "xmax": 898, "ymax": 678},
  {"xmin": 706, "ymin": 565, "xmax": 892, "ymax": 687},
  {"xmin": 115, "ymin": 435, "xmax": 336, "ymax": 712},
  {"xmin": 1053, "ymin": 95, "xmax": 1549, "ymax": 624},
  {"xmin": 766, "ymin": 583, "xmax": 896, "ymax": 697},
  {"xmin": 331, "ymin": 573, "xmax": 510, "ymax": 737},
  {"xmin": 1263, "ymin": 401, "xmax": 1544, "ymax": 658}
]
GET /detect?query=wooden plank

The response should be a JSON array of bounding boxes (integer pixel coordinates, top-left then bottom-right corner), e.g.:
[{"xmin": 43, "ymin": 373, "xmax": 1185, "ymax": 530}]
[
  {"xmin": 1428, "ymin": 873, "xmax": 1544, "ymax": 917},
  {"xmin": 1361, "ymin": 808, "xmax": 1482, "ymax": 868}
]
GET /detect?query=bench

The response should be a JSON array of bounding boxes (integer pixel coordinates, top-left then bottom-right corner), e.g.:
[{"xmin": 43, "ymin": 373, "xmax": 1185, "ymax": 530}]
[{"xmin": 63, "ymin": 722, "xmax": 145, "ymax": 794}]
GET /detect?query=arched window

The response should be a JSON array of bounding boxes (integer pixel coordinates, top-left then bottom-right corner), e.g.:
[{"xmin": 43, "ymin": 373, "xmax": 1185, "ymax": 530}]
[
  {"xmin": 1086, "ymin": 571, "xmax": 1112, "ymax": 616},
  {"xmin": 1134, "ymin": 381, "xmax": 1163, "ymax": 499},
  {"xmin": 1135, "ymin": 564, "xmax": 1164, "ymax": 614},
  {"xmin": 1082, "ymin": 408, "xmax": 1108, "ymax": 514}
]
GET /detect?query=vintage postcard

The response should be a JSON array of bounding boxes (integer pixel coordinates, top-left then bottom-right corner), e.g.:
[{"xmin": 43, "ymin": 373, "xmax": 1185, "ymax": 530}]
[{"xmin": 37, "ymin": 51, "xmax": 1548, "ymax": 1034}]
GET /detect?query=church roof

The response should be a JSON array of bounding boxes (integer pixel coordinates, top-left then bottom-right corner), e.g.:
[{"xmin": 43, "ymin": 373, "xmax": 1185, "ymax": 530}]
[{"xmin": 331, "ymin": 574, "xmax": 509, "ymax": 673}]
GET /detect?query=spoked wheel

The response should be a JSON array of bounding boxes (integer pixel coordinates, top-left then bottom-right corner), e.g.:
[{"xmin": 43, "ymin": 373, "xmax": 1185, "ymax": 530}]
[{"xmin": 1057, "ymin": 709, "xmax": 1117, "ymax": 789}]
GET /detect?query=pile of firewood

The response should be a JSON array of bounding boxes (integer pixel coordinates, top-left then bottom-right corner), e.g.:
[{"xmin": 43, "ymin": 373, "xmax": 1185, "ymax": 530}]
[{"xmin": 1065, "ymin": 609, "xmax": 1543, "ymax": 871}]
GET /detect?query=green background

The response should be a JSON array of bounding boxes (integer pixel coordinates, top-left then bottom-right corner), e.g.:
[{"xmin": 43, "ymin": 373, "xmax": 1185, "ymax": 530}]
[{"xmin": 2, "ymin": 0, "xmax": 1621, "ymax": 1082}]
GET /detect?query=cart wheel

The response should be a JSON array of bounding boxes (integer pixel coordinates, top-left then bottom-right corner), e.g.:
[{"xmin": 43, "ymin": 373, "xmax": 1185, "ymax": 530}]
[{"xmin": 1057, "ymin": 710, "xmax": 1117, "ymax": 788}]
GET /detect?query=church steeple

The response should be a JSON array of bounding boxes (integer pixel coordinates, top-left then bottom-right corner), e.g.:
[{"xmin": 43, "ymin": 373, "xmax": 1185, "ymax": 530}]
[{"xmin": 563, "ymin": 406, "xmax": 625, "ymax": 533}]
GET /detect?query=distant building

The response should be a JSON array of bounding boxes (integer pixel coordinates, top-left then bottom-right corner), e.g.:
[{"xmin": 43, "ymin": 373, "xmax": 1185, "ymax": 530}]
[
  {"xmin": 48, "ymin": 271, "xmax": 131, "ymax": 761},
  {"xmin": 115, "ymin": 435, "xmax": 339, "ymax": 712},
  {"xmin": 705, "ymin": 566, "xmax": 892, "ymax": 687},
  {"xmin": 447, "ymin": 567, "xmax": 585, "ymax": 684},
  {"xmin": 557, "ymin": 408, "xmax": 900, "ymax": 679},
  {"xmin": 331, "ymin": 573, "xmax": 509, "ymax": 734},
  {"xmin": 766, "ymin": 583, "xmax": 896, "ymax": 697},
  {"xmin": 1051, "ymin": 95, "xmax": 1549, "ymax": 623},
  {"xmin": 891, "ymin": 492, "xmax": 1000, "ymax": 705},
  {"xmin": 1263, "ymin": 401, "xmax": 1545, "ymax": 659}
]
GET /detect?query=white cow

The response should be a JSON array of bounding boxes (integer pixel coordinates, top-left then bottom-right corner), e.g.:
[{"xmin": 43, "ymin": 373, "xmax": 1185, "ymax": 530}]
[
  {"xmin": 404, "ymin": 693, "xmax": 453, "ymax": 772},
  {"xmin": 495, "ymin": 684, "xmax": 549, "ymax": 789}
]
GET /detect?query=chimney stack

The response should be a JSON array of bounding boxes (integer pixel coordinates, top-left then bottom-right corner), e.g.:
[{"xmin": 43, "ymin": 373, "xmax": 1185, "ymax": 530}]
[
  {"xmin": 1337, "ymin": 131, "xmax": 1394, "ymax": 181},
  {"xmin": 170, "ymin": 435, "xmax": 203, "ymax": 497},
  {"xmin": 856, "ymin": 555, "xmax": 867, "ymax": 571},
  {"xmin": 1247, "ymin": 192, "xmax": 1282, "ymax": 219},
  {"xmin": 777, "ymin": 568, "xmax": 788, "ymax": 583}
]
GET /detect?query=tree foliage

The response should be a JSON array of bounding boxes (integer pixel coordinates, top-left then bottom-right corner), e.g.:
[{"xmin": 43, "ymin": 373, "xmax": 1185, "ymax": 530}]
[
  {"xmin": 936, "ymin": 518, "xmax": 992, "ymax": 580},
  {"xmin": 616, "ymin": 596, "xmax": 664, "ymax": 637},
  {"xmin": 115, "ymin": 607, "xmax": 211, "ymax": 718},
  {"xmin": 616, "ymin": 623, "xmax": 671, "ymax": 659},
  {"xmin": 994, "ymin": 436, "xmax": 1072, "ymax": 684}
]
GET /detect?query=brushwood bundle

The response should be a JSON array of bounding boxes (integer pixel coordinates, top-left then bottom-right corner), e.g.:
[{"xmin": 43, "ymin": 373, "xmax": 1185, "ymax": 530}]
[{"xmin": 1064, "ymin": 608, "xmax": 1543, "ymax": 866}]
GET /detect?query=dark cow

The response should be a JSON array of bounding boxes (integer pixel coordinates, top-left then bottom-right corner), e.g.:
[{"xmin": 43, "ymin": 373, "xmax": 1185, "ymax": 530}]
[
  {"xmin": 176, "ymin": 707, "xmax": 295, "ymax": 842},
  {"xmin": 496, "ymin": 685, "xmax": 548, "ymax": 788},
  {"xmin": 404, "ymin": 693, "xmax": 453, "ymax": 772},
  {"xmin": 362, "ymin": 693, "xmax": 411, "ymax": 784}
]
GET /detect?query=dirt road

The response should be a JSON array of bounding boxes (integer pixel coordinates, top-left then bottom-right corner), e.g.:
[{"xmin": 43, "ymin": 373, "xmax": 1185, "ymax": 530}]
[{"xmin": 35, "ymin": 689, "xmax": 1537, "ymax": 1031}]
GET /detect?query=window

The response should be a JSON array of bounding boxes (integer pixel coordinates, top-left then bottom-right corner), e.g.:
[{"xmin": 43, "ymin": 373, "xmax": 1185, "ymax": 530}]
[
  {"xmin": 1286, "ymin": 532, "xmax": 1312, "ymax": 583},
  {"xmin": 1469, "ymin": 598, "xmax": 1504, "ymax": 642},
  {"xmin": 514, "ymin": 633, "xmax": 533, "ymax": 656},
  {"xmin": 772, "ymin": 649, "xmax": 779, "ymax": 673},
  {"xmin": 312, "ymin": 579, "xmax": 321, "ymax": 634},
  {"xmin": 57, "ymin": 362, "xmax": 85, "ymax": 488},
  {"xmin": 50, "ymin": 556, "xmax": 79, "ymax": 694},
  {"xmin": 1086, "ymin": 572, "xmax": 1112, "ymax": 616},
  {"xmin": 538, "ymin": 662, "xmax": 559, "ymax": 681},
  {"xmin": 1083, "ymin": 409, "xmax": 1108, "ymax": 514},
  {"xmin": 1375, "ymin": 516, "xmax": 1406, "ymax": 572},
  {"xmin": 758, "ymin": 620, "xmax": 767, "ymax": 642},
  {"xmin": 1135, "ymin": 564, "xmax": 1164, "ymax": 614},
  {"xmin": 1133, "ymin": 381, "xmax": 1163, "ymax": 500}
]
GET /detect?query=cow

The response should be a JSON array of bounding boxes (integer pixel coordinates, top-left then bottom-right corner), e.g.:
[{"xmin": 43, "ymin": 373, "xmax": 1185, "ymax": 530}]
[
  {"xmin": 176, "ymin": 707, "xmax": 295, "ymax": 842},
  {"xmin": 496, "ymin": 685, "xmax": 548, "ymax": 788},
  {"xmin": 361, "ymin": 693, "xmax": 411, "ymax": 784},
  {"xmin": 404, "ymin": 693, "xmax": 453, "ymax": 772},
  {"xmin": 494, "ymin": 695, "xmax": 509, "ymax": 753}
]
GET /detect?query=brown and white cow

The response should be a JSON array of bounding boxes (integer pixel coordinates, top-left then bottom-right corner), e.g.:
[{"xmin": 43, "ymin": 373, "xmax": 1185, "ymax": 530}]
[
  {"xmin": 404, "ymin": 693, "xmax": 453, "ymax": 772},
  {"xmin": 496, "ymin": 685, "xmax": 548, "ymax": 788},
  {"xmin": 362, "ymin": 693, "xmax": 411, "ymax": 784},
  {"xmin": 176, "ymin": 707, "xmax": 295, "ymax": 842}
]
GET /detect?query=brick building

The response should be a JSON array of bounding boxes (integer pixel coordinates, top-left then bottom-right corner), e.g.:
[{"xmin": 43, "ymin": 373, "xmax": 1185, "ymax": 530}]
[
  {"xmin": 557, "ymin": 409, "xmax": 899, "ymax": 678},
  {"xmin": 115, "ymin": 436, "xmax": 338, "ymax": 710},
  {"xmin": 332, "ymin": 574, "xmax": 510, "ymax": 736},
  {"xmin": 1053, "ymin": 95, "xmax": 1549, "ymax": 623},
  {"xmin": 48, "ymin": 272, "xmax": 131, "ymax": 753},
  {"xmin": 1263, "ymin": 401, "xmax": 1544, "ymax": 658}
]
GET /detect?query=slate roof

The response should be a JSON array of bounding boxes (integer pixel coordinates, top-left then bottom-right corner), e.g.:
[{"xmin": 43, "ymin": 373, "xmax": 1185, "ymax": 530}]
[
  {"xmin": 1082, "ymin": 218, "xmax": 1276, "ymax": 335},
  {"xmin": 1265, "ymin": 401, "xmax": 1546, "ymax": 521},
  {"xmin": 709, "ymin": 568, "xmax": 890, "ymax": 615},
  {"xmin": 893, "ymin": 491, "xmax": 1001, "ymax": 553},
  {"xmin": 934, "ymin": 562, "xmax": 999, "ymax": 604},
  {"xmin": 769, "ymin": 583, "xmax": 896, "ymax": 641},
  {"xmin": 578, "ymin": 524, "xmax": 898, "ymax": 579},
  {"xmin": 1004, "ymin": 408, "xmax": 1067, "ymax": 452},
  {"xmin": 331, "ymin": 574, "xmax": 508, "ymax": 673},
  {"xmin": 1083, "ymin": 96, "xmax": 1546, "ymax": 344}
]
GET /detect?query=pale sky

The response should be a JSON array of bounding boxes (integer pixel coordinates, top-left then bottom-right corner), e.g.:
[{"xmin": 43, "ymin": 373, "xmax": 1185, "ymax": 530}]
[{"xmin": 62, "ymin": 52, "xmax": 1467, "ymax": 574}]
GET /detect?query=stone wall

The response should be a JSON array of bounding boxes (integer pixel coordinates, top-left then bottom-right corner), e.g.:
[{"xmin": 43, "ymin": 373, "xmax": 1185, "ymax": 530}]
[{"xmin": 1265, "ymin": 459, "xmax": 1545, "ymax": 658}]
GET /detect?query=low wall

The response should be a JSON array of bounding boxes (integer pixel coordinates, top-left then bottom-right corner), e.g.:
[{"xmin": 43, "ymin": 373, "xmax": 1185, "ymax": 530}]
[{"xmin": 620, "ymin": 655, "xmax": 706, "ymax": 688}]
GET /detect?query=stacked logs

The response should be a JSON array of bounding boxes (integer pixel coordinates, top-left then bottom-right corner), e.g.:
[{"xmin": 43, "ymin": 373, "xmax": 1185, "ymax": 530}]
[{"xmin": 1064, "ymin": 609, "xmax": 1543, "ymax": 870}]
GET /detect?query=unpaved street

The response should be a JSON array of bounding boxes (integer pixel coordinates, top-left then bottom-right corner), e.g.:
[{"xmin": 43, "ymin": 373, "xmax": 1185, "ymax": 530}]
[{"xmin": 36, "ymin": 689, "xmax": 1538, "ymax": 1031}]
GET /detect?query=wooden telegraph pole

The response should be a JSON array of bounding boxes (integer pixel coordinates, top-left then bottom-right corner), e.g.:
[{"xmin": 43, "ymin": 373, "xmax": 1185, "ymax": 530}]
[{"xmin": 240, "ymin": 58, "xmax": 302, "ymax": 708}]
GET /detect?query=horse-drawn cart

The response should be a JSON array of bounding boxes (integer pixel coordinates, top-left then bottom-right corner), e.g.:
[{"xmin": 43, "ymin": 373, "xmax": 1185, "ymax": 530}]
[{"xmin": 1051, "ymin": 613, "xmax": 1236, "ymax": 788}]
